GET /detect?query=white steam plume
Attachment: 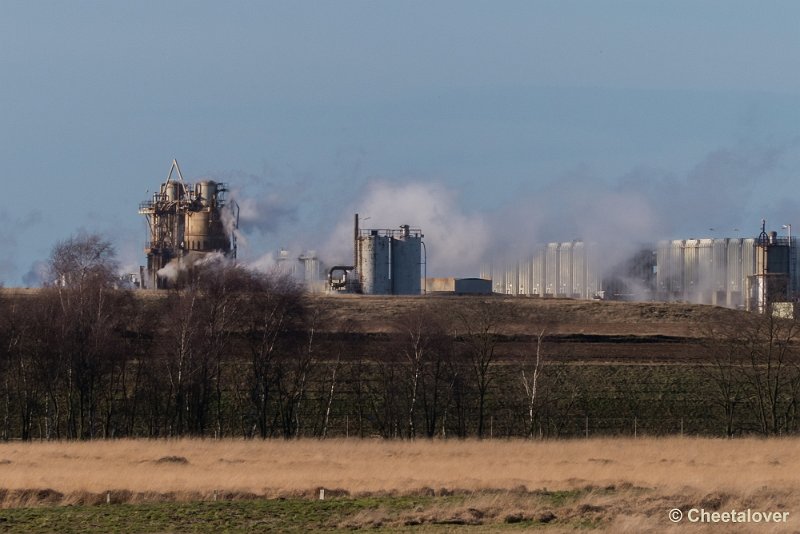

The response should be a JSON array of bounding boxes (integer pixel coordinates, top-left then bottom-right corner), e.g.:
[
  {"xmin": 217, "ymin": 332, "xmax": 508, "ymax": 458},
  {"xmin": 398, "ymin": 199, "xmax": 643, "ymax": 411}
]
[
  {"xmin": 322, "ymin": 181, "xmax": 490, "ymax": 277},
  {"xmin": 156, "ymin": 251, "xmax": 228, "ymax": 282}
]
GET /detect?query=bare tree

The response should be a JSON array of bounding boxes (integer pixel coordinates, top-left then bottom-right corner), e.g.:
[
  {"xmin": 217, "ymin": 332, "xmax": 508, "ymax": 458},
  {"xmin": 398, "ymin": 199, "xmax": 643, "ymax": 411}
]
[
  {"xmin": 739, "ymin": 311, "xmax": 800, "ymax": 435},
  {"xmin": 47, "ymin": 233, "xmax": 118, "ymax": 290},
  {"xmin": 243, "ymin": 272, "xmax": 305, "ymax": 438},
  {"xmin": 699, "ymin": 317, "xmax": 748, "ymax": 436},
  {"xmin": 453, "ymin": 300, "xmax": 507, "ymax": 438},
  {"xmin": 700, "ymin": 309, "xmax": 800, "ymax": 436},
  {"xmin": 276, "ymin": 301, "xmax": 324, "ymax": 438},
  {"xmin": 43, "ymin": 233, "xmax": 129, "ymax": 439},
  {"xmin": 394, "ymin": 305, "xmax": 449, "ymax": 438},
  {"xmin": 521, "ymin": 329, "xmax": 546, "ymax": 438}
]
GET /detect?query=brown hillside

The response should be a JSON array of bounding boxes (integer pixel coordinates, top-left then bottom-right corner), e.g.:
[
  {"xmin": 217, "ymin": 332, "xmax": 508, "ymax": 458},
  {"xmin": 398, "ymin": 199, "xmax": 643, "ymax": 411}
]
[{"xmin": 317, "ymin": 294, "xmax": 741, "ymax": 337}]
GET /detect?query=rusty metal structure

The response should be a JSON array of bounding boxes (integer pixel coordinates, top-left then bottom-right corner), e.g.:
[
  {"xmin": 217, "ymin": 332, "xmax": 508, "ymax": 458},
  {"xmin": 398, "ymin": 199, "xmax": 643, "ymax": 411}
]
[{"xmin": 138, "ymin": 160, "xmax": 239, "ymax": 289}]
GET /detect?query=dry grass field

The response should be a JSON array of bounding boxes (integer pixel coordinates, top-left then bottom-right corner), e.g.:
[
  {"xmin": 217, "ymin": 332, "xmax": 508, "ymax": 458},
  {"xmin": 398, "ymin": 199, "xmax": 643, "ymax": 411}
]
[
  {"xmin": 0, "ymin": 437, "xmax": 798, "ymax": 532},
  {"xmin": 319, "ymin": 294, "xmax": 738, "ymax": 337}
]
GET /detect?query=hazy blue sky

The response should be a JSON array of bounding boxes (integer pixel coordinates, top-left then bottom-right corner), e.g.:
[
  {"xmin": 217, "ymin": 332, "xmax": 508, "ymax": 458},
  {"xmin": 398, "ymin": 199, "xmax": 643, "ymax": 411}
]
[{"xmin": 2, "ymin": 1, "xmax": 800, "ymax": 282}]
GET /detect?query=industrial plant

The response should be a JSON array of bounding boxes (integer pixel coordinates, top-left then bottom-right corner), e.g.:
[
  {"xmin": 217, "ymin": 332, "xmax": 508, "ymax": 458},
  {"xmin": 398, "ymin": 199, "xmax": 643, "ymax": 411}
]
[
  {"xmin": 482, "ymin": 220, "xmax": 799, "ymax": 312},
  {"xmin": 136, "ymin": 161, "xmax": 799, "ymax": 314},
  {"xmin": 138, "ymin": 160, "xmax": 239, "ymax": 289}
]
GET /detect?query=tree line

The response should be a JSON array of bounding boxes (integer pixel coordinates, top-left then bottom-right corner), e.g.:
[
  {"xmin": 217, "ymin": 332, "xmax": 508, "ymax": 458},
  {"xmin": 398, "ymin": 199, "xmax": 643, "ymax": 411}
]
[{"xmin": 2, "ymin": 233, "xmax": 800, "ymax": 440}]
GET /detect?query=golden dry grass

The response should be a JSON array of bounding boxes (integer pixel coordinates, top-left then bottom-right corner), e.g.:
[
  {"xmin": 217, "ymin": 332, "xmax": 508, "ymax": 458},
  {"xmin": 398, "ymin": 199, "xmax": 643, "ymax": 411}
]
[
  {"xmin": 0, "ymin": 437, "xmax": 796, "ymax": 495},
  {"xmin": 1, "ymin": 437, "xmax": 798, "ymax": 531}
]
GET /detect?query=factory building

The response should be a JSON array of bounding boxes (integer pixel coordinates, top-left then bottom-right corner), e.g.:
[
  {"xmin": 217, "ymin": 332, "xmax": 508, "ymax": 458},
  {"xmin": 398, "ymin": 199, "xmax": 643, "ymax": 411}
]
[
  {"xmin": 328, "ymin": 214, "xmax": 424, "ymax": 295},
  {"xmin": 425, "ymin": 277, "xmax": 492, "ymax": 295},
  {"xmin": 482, "ymin": 222, "xmax": 797, "ymax": 311},
  {"xmin": 139, "ymin": 160, "xmax": 239, "ymax": 289}
]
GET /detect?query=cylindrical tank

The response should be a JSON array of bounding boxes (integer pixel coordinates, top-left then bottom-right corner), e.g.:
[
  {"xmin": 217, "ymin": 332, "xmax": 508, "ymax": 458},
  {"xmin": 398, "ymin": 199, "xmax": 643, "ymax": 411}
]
[
  {"xmin": 196, "ymin": 181, "xmax": 218, "ymax": 207},
  {"xmin": 558, "ymin": 242, "xmax": 573, "ymax": 297},
  {"xmin": 164, "ymin": 181, "xmax": 183, "ymax": 202},
  {"xmin": 358, "ymin": 232, "xmax": 391, "ymax": 294},
  {"xmin": 185, "ymin": 210, "xmax": 229, "ymax": 252},
  {"xmin": 504, "ymin": 261, "xmax": 518, "ymax": 295},
  {"xmin": 532, "ymin": 245, "xmax": 546, "ymax": 296},
  {"xmin": 572, "ymin": 241, "xmax": 586, "ymax": 298},
  {"xmin": 391, "ymin": 231, "xmax": 422, "ymax": 295},
  {"xmin": 545, "ymin": 243, "xmax": 559, "ymax": 296}
]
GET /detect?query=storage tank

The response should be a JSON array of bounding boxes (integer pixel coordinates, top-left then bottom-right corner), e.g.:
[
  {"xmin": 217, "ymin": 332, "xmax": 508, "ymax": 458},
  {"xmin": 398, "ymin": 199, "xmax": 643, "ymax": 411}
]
[
  {"xmin": 503, "ymin": 260, "xmax": 519, "ymax": 295},
  {"xmin": 558, "ymin": 242, "xmax": 573, "ymax": 297},
  {"xmin": 517, "ymin": 258, "xmax": 532, "ymax": 295},
  {"xmin": 711, "ymin": 239, "xmax": 728, "ymax": 305},
  {"xmin": 695, "ymin": 239, "xmax": 713, "ymax": 304},
  {"xmin": 185, "ymin": 209, "xmax": 229, "ymax": 252},
  {"xmin": 196, "ymin": 180, "xmax": 218, "ymax": 207},
  {"xmin": 742, "ymin": 238, "xmax": 757, "ymax": 280},
  {"xmin": 545, "ymin": 243, "xmax": 559, "ymax": 296},
  {"xmin": 531, "ymin": 245, "xmax": 546, "ymax": 296},
  {"xmin": 656, "ymin": 240, "xmax": 684, "ymax": 298},
  {"xmin": 164, "ymin": 181, "xmax": 183, "ymax": 202},
  {"xmin": 391, "ymin": 225, "xmax": 421, "ymax": 295},
  {"xmin": 572, "ymin": 241, "xmax": 586, "ymax": 298},
  {"xmin": 358, "ymin": 231, "xmax": 391, "ymax": 294},
  {"xmin": 585, "ymin": 242, "xmax": 602, "ymax": 299}
]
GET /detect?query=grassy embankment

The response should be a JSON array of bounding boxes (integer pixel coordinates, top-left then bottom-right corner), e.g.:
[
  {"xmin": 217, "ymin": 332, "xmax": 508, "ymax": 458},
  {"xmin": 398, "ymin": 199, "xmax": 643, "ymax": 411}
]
[{"xmin": 0, "ymin": 438, "xmax": 797, "ymax": 532}]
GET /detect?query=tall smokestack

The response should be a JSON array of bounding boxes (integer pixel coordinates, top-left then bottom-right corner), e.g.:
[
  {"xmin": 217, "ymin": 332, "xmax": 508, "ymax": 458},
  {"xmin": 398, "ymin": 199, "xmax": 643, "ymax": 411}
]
[{"xmin": 354, "ymin": 213, "xmax": 359, "ymax": 268}]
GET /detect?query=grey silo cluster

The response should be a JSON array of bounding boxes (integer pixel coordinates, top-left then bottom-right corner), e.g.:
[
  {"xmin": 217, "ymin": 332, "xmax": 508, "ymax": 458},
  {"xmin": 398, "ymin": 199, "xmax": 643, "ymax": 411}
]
[
  {"xmin": 356, "ymin": 224, "xmax": 423, "ymax": 295},
  {"xmin": 328, "ymin": 214, "xmax": 424, "ymax": 295}
]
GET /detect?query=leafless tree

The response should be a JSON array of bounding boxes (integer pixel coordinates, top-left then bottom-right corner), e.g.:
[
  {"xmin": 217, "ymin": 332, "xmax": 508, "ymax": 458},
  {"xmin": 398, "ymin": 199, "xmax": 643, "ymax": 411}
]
[
  {"xmin": 43, "ymin": 233, "xmax": 129, "ymax": 439},
  {"xmin": 521, "ymin": 329, "xmax": 546, "ymax": 438},
  {"xmin": 47, "ymin": 233, "xmax": 118, "ymax": 290},
  {"xmin": 739, "ymin": 311, "xmax": 800, "ymax": 435},
  {"xmin": 393, "ymin": 304, "xmax": 449, "ymax": 438},
  {"xmin": 276, "ymin": 301, "xmax": 324, "ymax": 438},
  {"xmin": 243, "ymin": 272, "xmax": 305, "ymax": 438},
  {"xmin": 700, "ymin": 309, "xmax": 800, "ymax": 436},
  {"xmin": 452, "ymin": 300, "xmax": 508, "ymax": 438},
  {"xmin": 699, "ymin": 317, "xmax": 749, "ymax": 436}
]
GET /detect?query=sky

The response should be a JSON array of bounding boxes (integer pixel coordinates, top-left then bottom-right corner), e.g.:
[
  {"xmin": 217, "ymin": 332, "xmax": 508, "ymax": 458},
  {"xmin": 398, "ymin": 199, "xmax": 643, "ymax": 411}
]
[{"xmin": 1, "ymin": 1, "xmax": 800, "ymax": 284}]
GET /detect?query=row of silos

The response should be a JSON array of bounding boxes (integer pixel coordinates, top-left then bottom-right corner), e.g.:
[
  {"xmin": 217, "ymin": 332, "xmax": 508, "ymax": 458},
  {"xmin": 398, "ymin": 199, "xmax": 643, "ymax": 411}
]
[
  {"xmin": 481, "ymin": 241, "xmax": 603, "ymax": 299},
  {"xmin": 356, "ymin": 225, "xmax": 422, "ymax": 295},
  {"xmin": 655, "ymin": 238, "xmax": 757, "ymax": 308},
  {"xmin": 481, "ymin": 234, "xmax": 798, "ymax": 309}
]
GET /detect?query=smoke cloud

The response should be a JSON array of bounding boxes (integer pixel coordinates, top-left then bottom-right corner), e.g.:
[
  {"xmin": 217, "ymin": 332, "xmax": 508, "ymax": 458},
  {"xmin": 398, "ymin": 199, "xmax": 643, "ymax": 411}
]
[
  {"xmin": 22, "ymin": 260, "xmax": 49, "ymax": 287},
  {"xmin": 195, "ymin": 140, "xmax": 796, "ymax": 283},
  {"xmin": 0, "ymin": 210, "xmax": 43, "ymax": 284},
  {"xmin": 322, "ymin": 181, "xmax": 490, "ymax": 277}
]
